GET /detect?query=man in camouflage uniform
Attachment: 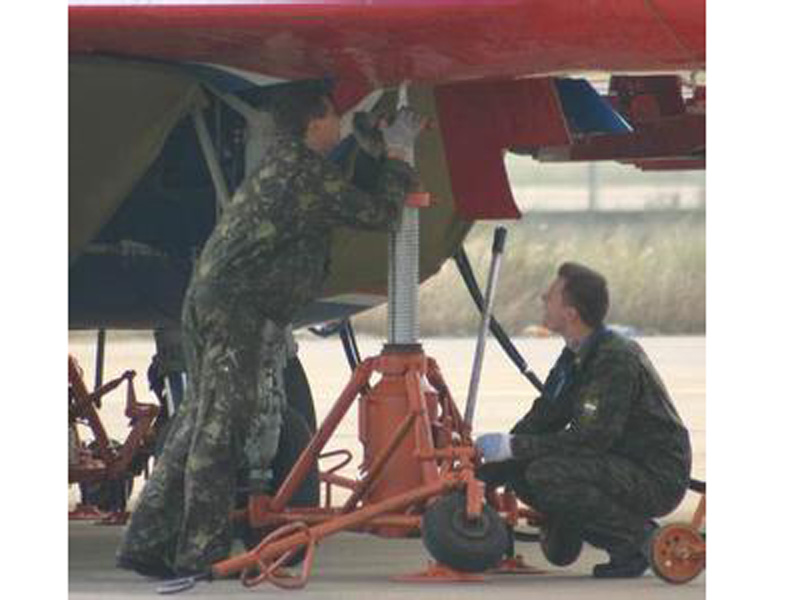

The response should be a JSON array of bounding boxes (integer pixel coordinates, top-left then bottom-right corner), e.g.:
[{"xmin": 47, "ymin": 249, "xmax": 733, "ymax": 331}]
[
  {"xmin": 476, "ymin": 262, "xmax": 691, "ymax": 578},
  {"xmin": 117, "ymin": 82, "xmax": 424, "ymax": 577}
]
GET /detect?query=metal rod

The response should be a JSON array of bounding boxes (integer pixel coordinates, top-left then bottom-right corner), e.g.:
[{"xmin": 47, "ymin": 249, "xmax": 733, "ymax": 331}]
[
  {"xmin": 191, "ymin": 106, "xmax": 230, "ymax": 216},
  {"xmin": 215, "ymin": 90, "xmax": 275, "ymax": 178},
  {"xmin": 94, "ymin": 328, "xmax": 106, "ymax": 392},
  {"xmin": 454, "ymin": 248, "xmax": 545, "ymax": 392},
  {"xmin": 243, "ymin": 511, "xmax": 422, "ymax": 529},
  {"xmin": 270, "ymin": 359, "xmax": 374, "ymax": 511},
  {"xmin": 464, "ymin": 227, "xmax": 507, "ymax": 428}
]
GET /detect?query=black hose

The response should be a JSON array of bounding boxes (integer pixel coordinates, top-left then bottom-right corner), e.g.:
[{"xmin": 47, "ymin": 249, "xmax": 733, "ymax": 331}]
[
  {"xmin": 338, "ymin": 318, "xmax": 361, "ymax": 372},
  {"xmin": 347, "ymin": 320, "xmax": 362, "ymax": 364},
  {"xmin": 308, "ymin": 318, "xmax": 362, "ymax": 371},
  {"xmin": 689, "ymin": 478, "xmax": 706, "ymax": 494},
  {"xmin": 453, "ymin": 248, "xmax": 546, "ymax": 393}
]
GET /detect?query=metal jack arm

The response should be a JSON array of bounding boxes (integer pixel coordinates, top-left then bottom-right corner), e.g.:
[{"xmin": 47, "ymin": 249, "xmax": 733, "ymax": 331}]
[{"xmin": 464, "ymin": 227, "xmax": 507, "ymax": 428}]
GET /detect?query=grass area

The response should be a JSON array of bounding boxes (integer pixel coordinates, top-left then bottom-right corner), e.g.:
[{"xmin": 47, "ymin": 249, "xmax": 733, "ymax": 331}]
[{"xmin": 353, "ymin": 210, "xmax": 705, "ymax": 336}]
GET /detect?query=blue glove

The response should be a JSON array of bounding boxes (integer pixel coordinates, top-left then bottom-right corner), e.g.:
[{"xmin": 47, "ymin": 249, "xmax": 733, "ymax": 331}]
[{"xmin": 475, "ymin": 433, "xmax": 514, "ymax": 463}]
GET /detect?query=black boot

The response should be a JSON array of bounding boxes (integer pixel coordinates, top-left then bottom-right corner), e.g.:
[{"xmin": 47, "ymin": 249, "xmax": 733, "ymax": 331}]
[
  {"xmin": 591, "ymin": 519, "xmax": 656, "ymax": 579},
  {"xmin": 592, "ymin": 551, "xmax": 649, "ymax": 578},
  {"xmin": 540, "ymin": 515, "xmax": 583, "ymax": 567}
]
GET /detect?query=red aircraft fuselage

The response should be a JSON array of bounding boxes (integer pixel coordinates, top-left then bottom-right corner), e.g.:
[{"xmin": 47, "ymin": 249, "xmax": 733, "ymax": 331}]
[{"xmin": 69, "ymin": 0, "xmax": 705, "ymax": 96}]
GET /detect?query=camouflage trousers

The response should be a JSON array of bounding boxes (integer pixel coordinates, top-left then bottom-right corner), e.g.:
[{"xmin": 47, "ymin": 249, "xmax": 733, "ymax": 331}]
[
  {"xmin": 478, "ymin": 451, "xmax": 686, "ymax": 556},
  {"xmin": 118, "ymin": 284, "xmax": 288, "ymax": 574}
]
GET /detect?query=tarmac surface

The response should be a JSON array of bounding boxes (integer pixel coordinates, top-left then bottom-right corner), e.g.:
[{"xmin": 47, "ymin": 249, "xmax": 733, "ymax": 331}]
[{"xmin": 69, "ymin": 520, "xmax": 705, "ymax": 599}]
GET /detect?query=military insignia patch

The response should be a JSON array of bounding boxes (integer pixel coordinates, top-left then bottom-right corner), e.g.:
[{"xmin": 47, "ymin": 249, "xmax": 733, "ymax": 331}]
[{"xmin": 579, "ymin": 396, "xmax": 600, "ymax": 424}]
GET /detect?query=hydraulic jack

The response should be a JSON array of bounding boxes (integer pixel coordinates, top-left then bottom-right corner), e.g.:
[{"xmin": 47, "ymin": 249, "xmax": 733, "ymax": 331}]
[{"xmin": 188, "ymin": 225, "xmax": 543, "ymax": 592}]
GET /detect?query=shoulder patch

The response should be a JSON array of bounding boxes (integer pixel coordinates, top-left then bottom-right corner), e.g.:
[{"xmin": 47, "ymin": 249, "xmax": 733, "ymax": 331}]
[{"xmin": 578, "ymin": 395, "xmax": 600, "ymax": 424}]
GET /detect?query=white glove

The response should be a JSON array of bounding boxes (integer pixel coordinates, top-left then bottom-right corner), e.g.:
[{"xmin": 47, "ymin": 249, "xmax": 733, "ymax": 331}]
[
  {"xmin": 475, "ymin": 433, "xmax": 514, "ymax": 463},
  {"xmin": 381, "ymin": 107, "xmax": 426, "ymax": 161}
]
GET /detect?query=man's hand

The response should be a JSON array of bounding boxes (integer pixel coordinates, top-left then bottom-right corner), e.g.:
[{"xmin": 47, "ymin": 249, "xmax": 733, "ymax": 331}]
[
  {"xmin": 474, "ymin": 433, "xmax": 514, "ymax": 463},
  {"xmin": 381, "ymin": 107, "xmax": 427, "ymax": 162},
  {"xmin": 352, "ymin": 111, "xmax": 385, "ymax": 158}
]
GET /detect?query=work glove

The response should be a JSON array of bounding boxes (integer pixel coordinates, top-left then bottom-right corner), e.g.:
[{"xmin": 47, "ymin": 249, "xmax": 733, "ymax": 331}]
[
  {"xmin": 381, "ymin": 107, "xmax": 427, "ymax": 162},
  {"xmin": 475, "ymin": 433, "xmax": 514, "ymax": 463}
]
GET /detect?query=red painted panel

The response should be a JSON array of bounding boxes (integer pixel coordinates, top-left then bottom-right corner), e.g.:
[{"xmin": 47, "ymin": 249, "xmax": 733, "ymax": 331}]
[
  {"xmin": 537, "ymin": 114, "xmax": 705, "ymax": 163},
  {"xmin": 435, "ymin": 78, "xmax": 571, "ymax": 220},
  {"xmin": 69, "ymin": 1, "xmax": 706, "ymax": 86},
  {"xmin": 650, "ymin": 0, "xmax": 706, "ymax": 64}
]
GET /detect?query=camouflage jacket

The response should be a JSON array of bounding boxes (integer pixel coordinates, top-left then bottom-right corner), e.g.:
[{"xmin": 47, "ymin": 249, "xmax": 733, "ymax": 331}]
[
  {"xmin": 189, "ymin": 134, "xmax": 417, "ymax": 322},
  {"xmin": 510, "ymin": 328, "xmax": 692, "ymax": 490}
]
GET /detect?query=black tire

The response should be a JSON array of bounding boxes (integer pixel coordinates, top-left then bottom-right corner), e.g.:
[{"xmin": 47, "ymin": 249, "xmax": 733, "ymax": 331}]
[
  {"xmin": 540, "ymin": 516, "xmax": 583, "ymax": 566},
  {"xmin": 422, "ymin": 491, "xmax": 509, "ymax": 573},
  {"xmin": 238, "ymin": 406, "xmax": 320, "ymax": 564},
  {"xmin": 78, "ymin": 439, "xmax": 133, "ymax": 512},
  {"xmin": 268, "ymin": 406, "xmax": 320, "ymax": 508},
  {"xmin": 79, "ymin": 477, "xmax": 132, "ymax": 512},
  {"xmin": 284, "ymin": 356, "xmax": 316, "ymax": 433}
]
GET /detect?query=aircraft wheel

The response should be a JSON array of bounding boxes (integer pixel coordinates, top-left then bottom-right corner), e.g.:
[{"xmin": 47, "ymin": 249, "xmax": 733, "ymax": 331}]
[
  {"xmin": 422, "ymin": 491, "xmax": 509, "ymax": 572},
  {"xmin": 79, "ymin": 477, "xmax": 133, "ymax": 513},
  {"xmin": 238, "ymin": 406, "xmax": 320, "ymax": 565},
  {"xmin": 649, "ymin": 523, "xmax": 705, "ymax": 584},
  {"xmin": 267, "ymin": 405, "xmax": 320, "ymax": 511},
  {"xmin": 284, "ymin": 356, "xmax": 317, "ymax": 433},
  {"xmin": 78, "ymin": 440, "xmax": 134, "ymax": 512}
]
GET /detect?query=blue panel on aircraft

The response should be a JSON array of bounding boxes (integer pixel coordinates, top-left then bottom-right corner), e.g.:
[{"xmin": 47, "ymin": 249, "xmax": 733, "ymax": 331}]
[{"xmin": 555, "ymin": 78, "xmax": 633, "ymax": 134}]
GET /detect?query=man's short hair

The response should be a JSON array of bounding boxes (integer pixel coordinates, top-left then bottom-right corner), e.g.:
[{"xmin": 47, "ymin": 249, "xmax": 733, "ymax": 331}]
[
  {"xmin": 557, "ymin": 262, "xmax": 609, "ymax": 328},
  {"xmin": 271, "ymin": 80, "xmax": 333, "ymax": 138}
]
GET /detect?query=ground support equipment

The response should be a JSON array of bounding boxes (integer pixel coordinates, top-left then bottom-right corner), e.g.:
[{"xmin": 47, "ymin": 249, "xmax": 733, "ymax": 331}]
[
  {"xmin": 649, "ymin": 480, "xmax": 706, "ymax": 583},
  {"xmin": 204, "ymin": 346, "xmax": 543, "ymax": 589},
  {"xmin": 68, "ymin": 355, "xmax": 160, "ymax": 523}
]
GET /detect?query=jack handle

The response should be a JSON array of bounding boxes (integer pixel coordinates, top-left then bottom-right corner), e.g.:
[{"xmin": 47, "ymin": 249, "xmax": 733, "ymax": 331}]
[{"xmin": 463, "ymin": 227, "xmax": 507, "ymax": 429}]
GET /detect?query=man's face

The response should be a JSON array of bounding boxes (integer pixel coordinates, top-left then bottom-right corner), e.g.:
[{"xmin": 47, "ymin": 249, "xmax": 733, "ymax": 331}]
[
  {"xmin": 307, "ymin": 97, "xmax": 341, "ymax": 155},
  {"xmin": 541, "ymin": 277, "xmax": 571, "ymax": 334}
]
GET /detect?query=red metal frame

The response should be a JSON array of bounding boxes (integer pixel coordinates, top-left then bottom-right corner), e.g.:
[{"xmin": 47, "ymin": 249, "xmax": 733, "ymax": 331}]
[
  {"xmin": 213, "ymin": 347, "xmax": 541, "ymax": 587},
  {"xmin": 536, "ymin": 114, "xmax": 704, "ymax": 163},
  {"xmin": 521, "ymin": 75, "xmax": 705, "ymax": 171},
  {"xmin": 434, "ymin": 77, "xmax": 570, "ymax": 219},
  {"xmin": 68, "ymin": 355, "xmax": 160, "ymax": 520}
]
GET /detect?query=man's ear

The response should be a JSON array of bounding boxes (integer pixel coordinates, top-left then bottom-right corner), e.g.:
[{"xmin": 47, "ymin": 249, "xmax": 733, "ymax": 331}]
[{"xmin": 564, "ymin": 305, "xmax": 580, "ymax": 324}]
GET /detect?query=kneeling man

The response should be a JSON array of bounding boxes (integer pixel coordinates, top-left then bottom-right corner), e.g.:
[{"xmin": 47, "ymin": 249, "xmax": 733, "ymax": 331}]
[{"xmin": 476, "ymin": 262, "xmax": 691, "ymax": 578}]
